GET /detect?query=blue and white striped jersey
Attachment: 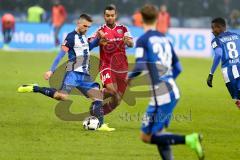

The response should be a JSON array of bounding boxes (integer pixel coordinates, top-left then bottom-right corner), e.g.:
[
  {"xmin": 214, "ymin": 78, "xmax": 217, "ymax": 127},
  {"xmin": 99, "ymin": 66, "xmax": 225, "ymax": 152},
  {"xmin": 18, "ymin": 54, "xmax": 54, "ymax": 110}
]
[
  {"xmin": 130, "ymin": 30, "xmax": 182, "ymax": 106},
  {"xmin": 63, "ymin": 30, "xmax": 92, "ymax": 74},
  {"xmin": 211, "ymin": 31, "xmax": 240, "ymax": 83}
]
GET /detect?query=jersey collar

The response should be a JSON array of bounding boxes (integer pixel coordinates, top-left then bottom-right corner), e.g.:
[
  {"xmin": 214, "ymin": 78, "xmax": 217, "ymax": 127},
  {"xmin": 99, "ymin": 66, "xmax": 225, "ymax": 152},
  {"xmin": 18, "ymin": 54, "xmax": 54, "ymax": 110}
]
[
  {"xmin": 218, "ymin": 31, "xmax": 227, "ymax": 37},
  {"xmin": 104, "ymin": 23, "xmax": 117, "ymax": 30},
  {"xmin": 74, "ymin": 28, "xmax": 83, "ymax": 36}
]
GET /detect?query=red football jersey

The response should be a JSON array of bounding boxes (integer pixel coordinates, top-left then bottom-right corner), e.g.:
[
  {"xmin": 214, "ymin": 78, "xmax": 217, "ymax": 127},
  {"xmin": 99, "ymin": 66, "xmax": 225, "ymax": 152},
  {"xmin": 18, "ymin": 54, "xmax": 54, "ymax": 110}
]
[
  {"xmin": 1, "ymin": 13, "xmax": 15, "ymax": 30},
  {"xmin": 90, "ymin": 24, "xmax": 132, "ymax": 71}
]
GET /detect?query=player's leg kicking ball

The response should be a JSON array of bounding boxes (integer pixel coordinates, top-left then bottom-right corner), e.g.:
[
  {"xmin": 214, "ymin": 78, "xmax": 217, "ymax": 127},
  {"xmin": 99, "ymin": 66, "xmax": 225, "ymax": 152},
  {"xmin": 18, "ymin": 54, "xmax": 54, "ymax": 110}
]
[{"xmin": 17, "ymin": 81, "xmax": 115, "ymax": 132}]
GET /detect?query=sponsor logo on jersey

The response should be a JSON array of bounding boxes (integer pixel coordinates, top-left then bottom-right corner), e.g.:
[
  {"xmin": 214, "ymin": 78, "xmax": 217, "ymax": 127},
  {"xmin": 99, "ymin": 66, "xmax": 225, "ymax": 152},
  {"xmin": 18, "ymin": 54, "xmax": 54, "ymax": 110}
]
[
  {"xmin": 212, "ymin": 41, "xmax": 217, "ymax": 49},
  {"xmin": 117, "ymin": 29, "xmax": 123, "ymax": 34}
]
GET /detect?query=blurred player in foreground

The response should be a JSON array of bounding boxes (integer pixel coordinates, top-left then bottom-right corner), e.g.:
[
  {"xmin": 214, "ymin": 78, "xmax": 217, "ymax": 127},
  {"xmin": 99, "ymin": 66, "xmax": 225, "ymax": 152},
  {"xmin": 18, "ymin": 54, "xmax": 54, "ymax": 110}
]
[
  {"xmin": 17, "ymin": 14, "xmax": 115, "ymax": 132},
  {"xmin": 1, "ymin": 13, "xmax": 15, "ymax": 49},
  {"xmin": 207, "ymin": 17, "xmax": 240, "ymax": 109},
  {"xmin": 127, "ymin": 4, "xmax": 204, "ymax": 160},
  {"xmin": 89, "ymin": 5, "xmax": 133, "ymax": 114}
]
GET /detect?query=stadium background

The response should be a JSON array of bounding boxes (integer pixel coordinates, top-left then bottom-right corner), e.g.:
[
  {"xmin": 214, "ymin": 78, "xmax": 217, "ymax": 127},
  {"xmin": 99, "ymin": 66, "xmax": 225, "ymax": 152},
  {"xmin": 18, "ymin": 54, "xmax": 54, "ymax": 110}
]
[
  {"xmin": 1, "ymin": 0, "xmax": 240, "ymax": 57},
  {"xmin": 0, "ymin": 0, "xmax": 240, "ymax": 160}
]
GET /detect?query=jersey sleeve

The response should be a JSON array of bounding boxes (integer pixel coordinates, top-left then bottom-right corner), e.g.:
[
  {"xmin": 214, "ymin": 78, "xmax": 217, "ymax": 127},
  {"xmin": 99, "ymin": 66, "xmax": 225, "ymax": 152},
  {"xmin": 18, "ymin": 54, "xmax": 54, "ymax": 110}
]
[
  {"xmin": 170, "ymin": 42, "xmax": 182, "ymax": 79},
  {"xmin": 88, "ymin": 37, "xmax": 99, "ymax": 51},
  {"xmin": 209, "ymin": 38, "xmax": 222, "ymax": 75},
  {"xmin": 210, "ymin": 47, "xmax": 223, "ymax": 75},
  {"xmin": 128, "ymin": 38, "xmax": 146, "ymax": 79},
  {"xmin": 123, "ymin": 25, "xmax": 132, "ymax": 38},
  {"xmin": 62, "ymin": 33, "xmax": 74, "ymax": 48},
  {"xmin": 50, "ymin": 49, "xmax": 65, "ymax": 72},
  {"xmin": 171, "ymin": 43, "xmax": 179, "ymax": 66},
  {"xmin": 88, "ymin": 27, "xmax": 103, "ymax": 49},
  {"xmin": 211, "ymin": 38, "xmax": 222, "ymax": 51},
  {"xmin": 135, "ymin": 38, "xmax": 147, "ymax": 62}
]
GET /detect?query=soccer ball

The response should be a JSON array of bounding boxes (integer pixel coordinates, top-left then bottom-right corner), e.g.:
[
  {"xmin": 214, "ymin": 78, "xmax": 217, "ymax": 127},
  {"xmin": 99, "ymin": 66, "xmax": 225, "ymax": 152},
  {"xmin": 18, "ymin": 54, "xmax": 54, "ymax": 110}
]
[{"xmin": 83, "ymin": 116, "xmax": 100, "ymax": 130}]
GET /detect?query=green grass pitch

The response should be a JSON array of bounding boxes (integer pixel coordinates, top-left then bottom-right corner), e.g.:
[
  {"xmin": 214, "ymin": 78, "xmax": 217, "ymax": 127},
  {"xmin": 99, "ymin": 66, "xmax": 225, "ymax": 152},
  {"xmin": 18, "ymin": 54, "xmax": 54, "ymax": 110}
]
[{"xmin": 0, "ymin": 50, "xmax": 239, "ymax": 160}]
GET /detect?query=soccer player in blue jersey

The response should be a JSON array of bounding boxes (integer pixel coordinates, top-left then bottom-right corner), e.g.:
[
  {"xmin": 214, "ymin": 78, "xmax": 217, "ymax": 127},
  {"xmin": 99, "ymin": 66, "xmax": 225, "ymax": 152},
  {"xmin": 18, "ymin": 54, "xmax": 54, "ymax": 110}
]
[
  {"xmin": 207, "ymin": 17, "xmax": 240, "ymax": 109},
  {"xmin": 127, "ymin": 4, "xmax": 204, "ymax": 160},
  {"xmin": 17, "ymin": 14, "xmax": 115, "ymax": 131}
]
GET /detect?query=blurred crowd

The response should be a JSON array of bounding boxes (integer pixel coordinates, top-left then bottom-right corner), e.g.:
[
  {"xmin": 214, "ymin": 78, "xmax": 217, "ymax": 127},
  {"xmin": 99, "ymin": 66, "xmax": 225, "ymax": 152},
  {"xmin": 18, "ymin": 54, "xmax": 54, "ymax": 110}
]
[{"xmin": 0, "ymin": 0, "xmax": 240, "ymax": 28}]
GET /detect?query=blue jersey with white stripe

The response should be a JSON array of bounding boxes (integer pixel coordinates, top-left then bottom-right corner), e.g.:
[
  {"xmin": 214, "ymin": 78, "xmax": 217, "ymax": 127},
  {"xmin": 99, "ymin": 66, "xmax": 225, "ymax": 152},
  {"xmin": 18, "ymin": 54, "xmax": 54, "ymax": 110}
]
[
  {"xmin": 134, "ymin": 30, "xmax": 180, "ymax": 80},
  {"xmin": 132, "ymin": 30, "xmax": 181, "ymax": 105},
  {"xmin": 212, "ymin": 31, "xmax": 240, "ymax": 68},
  {"xmin": 211, "ymin": 31, "xmax": 240, "ymax": 83},
  {"xmin": 63, "ymin": 30, "xmax": 91, "ymax": 74}
]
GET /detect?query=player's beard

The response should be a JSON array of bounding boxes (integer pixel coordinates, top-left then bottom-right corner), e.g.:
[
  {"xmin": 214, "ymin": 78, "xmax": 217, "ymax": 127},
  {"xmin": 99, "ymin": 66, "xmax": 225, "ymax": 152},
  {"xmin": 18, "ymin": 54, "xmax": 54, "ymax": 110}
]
[
  {"xmin": 77, "ymin": 28, "xmax": 86, "ymax": 35},
  {"xmin": 81, "ymin": 30, "xmax": 87, "ymax": 35},
  {"xmin": 106, "ymin": 21, "xmax": 116, "ymax": 28}
]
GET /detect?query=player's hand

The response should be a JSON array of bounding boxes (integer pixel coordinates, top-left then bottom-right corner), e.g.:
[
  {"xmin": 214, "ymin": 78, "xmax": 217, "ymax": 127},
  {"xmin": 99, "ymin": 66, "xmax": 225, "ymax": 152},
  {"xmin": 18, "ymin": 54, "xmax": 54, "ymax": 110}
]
[
  {"xmin": 44, "ymin": 71, "xmax": 53, "ymax": 80},
  {"xmin": 123, "ymin": 36, "xmax": 133, "ymax": 47},
  {"xmin": 99, "ymin": 38, "xmax": 108, "ymax": 45},
  {"xmin": 97, "ymin": 30, "xmax": 109, "ymax": 45},
  {"xmin": 207, "ymin": 74, "xmax": 213, "ymax": 88},
  {"xmin": 97, "ymin": 30, "xmax": 105, "ymax": 38}
]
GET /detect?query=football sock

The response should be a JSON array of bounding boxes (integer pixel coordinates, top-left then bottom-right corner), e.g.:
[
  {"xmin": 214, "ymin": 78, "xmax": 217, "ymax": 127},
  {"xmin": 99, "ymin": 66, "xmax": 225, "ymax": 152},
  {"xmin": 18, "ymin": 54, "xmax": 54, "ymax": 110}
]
[
  {"xmin": 90, "ymin": 100, "xmax": 104, "ymax": 125},
  {"xmin": 151, "ymin": 133, "xmax": 185, "ymax": 146},
  {"xmin": 102, "ymin": 101, "xmax": 117, "ymax": 115},
  {"xmin": 157, "ymin": 145, "xmax": 173, "ymax": 160},
  {"xmin": 33, "ymin": 86, "xmax": 57, "ymax": 98}
]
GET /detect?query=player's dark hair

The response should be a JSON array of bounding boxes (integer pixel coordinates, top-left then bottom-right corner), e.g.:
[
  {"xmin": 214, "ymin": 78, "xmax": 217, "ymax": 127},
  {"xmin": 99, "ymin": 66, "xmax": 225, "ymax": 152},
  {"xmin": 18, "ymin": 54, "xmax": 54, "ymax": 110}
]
[
  {"xmin": 104, "ymin": 5, "xmax": 117, "ymax": 14},
  {"xmin": 140, "ymin": 4, "xmax": 158, "ymax": 24},
  {"xmin": 79, "ymin": 14, "xmax": 93, "ymax": 22},
  {"xmin": 212, "ymin": 17, "xmax": 226, "ymax": 27}
]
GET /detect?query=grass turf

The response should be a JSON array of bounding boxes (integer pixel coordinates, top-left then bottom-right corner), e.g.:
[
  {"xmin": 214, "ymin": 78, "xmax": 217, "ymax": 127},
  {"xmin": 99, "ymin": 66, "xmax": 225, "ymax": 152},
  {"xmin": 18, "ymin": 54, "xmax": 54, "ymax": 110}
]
[{"xmin": 0, "ymin": 50, "xmax": 239, "ymax": 160}]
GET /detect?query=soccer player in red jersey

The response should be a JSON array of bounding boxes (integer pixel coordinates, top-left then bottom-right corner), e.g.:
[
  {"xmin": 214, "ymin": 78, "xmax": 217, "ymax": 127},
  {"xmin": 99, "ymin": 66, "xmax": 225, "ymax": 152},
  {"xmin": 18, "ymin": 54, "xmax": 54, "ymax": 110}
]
[{"xmin": 90, "ymin": 5, "xmax": 134, "ymax": 114}]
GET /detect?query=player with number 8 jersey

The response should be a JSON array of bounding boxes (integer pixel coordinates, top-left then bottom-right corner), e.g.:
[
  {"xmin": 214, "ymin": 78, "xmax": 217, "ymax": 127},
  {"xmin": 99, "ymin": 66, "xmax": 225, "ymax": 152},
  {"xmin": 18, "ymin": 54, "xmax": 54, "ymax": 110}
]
[{"xmin": 207, "ymin": 17, "xmax": 240, "ymax": 109}]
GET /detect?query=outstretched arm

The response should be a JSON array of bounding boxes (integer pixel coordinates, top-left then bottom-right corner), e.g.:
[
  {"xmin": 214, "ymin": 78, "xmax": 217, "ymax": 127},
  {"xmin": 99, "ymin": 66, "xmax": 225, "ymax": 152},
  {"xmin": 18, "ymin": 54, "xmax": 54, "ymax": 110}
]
[
  {"xmin": 210, "ymin": 47, "xmax": 222, "ymax": 75},
  {"xmin": 44, "ymin": 33, "xmax": 73, "ymax": 80},
  {"xmin": 128, "ymin": 60, "xmax": 145, "ymax": 79},
  {"xmin": 44, "ymin": 49, "xmax": 66, "ymax": 80},
  {"xmin": 127, "ymin": 47, "xmax": 146, "ymax": 84},
  {"xmin": 207, "ymin": 47, "xmax": 223, "ymax": 87},
  {"xmin": 88, "ymin": 37, "xmax": 100, "ymax": 51},
  {"xmin": 171, "ymin": 44, "xmax": 182, "ymax": 79},
  {"xmin": 172, "ymin": 62, "xmax": 182, "ymax": 79},
  {"xmin": 127, "ymin": 38, "xmax": 145, "ymax": 85},
  {"xmin": 50, "ymin": 49, "xmax": 66, "ymax": 72}
]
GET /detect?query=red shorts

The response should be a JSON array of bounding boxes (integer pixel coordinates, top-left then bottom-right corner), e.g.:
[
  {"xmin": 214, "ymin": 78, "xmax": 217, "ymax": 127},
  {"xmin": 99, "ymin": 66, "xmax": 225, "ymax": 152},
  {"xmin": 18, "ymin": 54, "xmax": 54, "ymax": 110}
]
[{"xmin": 100, "ymin": 68, "xmax": 127, "ymax": 94}]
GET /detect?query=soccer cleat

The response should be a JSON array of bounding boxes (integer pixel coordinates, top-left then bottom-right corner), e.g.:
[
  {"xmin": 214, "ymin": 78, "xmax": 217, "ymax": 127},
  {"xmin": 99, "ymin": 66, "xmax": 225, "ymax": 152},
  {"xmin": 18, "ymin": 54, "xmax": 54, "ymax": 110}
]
[
  {"xmin": 186, "ymin": 133, "xmax": 205, "ymax": 160},
  {"xmin": 97, "ymin": 123, "xmax": 115, "ymax": 132},
  {"xmin": 17, "ymin": 84, "xmax": 38, "ymax": 93}
]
